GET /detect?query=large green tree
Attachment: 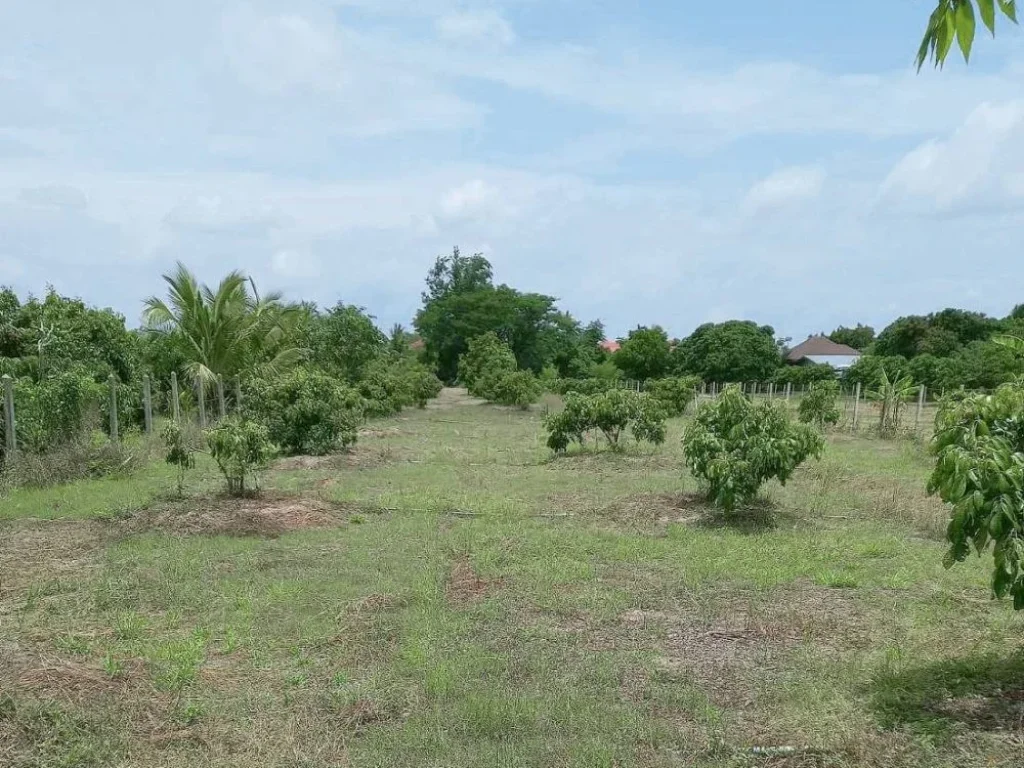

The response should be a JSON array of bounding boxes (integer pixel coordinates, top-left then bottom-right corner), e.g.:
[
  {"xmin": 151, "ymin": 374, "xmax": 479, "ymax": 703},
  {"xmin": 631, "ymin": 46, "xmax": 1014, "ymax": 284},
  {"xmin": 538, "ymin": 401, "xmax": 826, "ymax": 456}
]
[
  {"xmin": 308, "ymin": 302, "xmax": 387, "ymax": 381},
  {"xmin": 612, "ymin": 326, "xmax": 672, "ymax": 381},
  {"xmin": 414, "ymin": 250, "xmax": 562, "ymax": 382},
  {"xmin": 874, "ymin": 309, "xmax": 1000, "ymax": 360},
  {"xmin": 674, "ymin": 321, "xmax": 781, "ymax": 383},
  {"xmin": 0, "ymin": 286, "xmax": 138, "ymax": 383},
  {"xmin": 918, "ymin": 0, "xmax": 1017, "ymax": 69},
  {"xmin": 142, "ymin": 262, "xmax": 304, "ymax": 384},
  {"xmin": 829, "ymin": 324, "xmax": 875, "ymax": 351}
]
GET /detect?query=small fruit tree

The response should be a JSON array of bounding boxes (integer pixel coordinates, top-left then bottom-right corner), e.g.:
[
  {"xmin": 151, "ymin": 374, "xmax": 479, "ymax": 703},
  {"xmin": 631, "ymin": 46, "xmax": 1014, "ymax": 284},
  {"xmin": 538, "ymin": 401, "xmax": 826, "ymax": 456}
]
[
  {"xmin": 544, "ymin": 389, "xmax": 666, "ymax": 453},
  {"xmin": 683, "ymin": 386, "xmax": 823, "ymax": 509},
  {"xmin": 244, "ymin": 368, "xmax": 363, "ymax": 456},
  {"xmin": 162, "ymin": 420, "xmax": 196, "ymax": 496},
  {"xmin": 205, "ymin": 416, "xmax": 276, "ymax": 496},
  {"xmin": 646, "ymin": 376, "xmax": 701, "ymax": 417},
  {"xmin": 488, "ymin": 370, "xmax": 542, "ymax": 409},
  {"xmin": 929, "ymin": 382, "xmax": 1024, "ymax": 608},
  {"xmin": 459, "ymin": 332, "xmax": 516, "ymax": 398},
  {"xmin": 798, "ymin": 379, "xmax": 841, "ymax": 429}
]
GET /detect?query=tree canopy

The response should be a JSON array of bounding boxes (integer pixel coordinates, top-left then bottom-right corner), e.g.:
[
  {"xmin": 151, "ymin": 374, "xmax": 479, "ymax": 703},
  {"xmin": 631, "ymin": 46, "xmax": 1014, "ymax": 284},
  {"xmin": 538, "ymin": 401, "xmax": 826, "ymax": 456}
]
[
  {"xmin": 829, "ymin": 324, "xmax": 875, "ymax": 351},
  {"xmin": 612, "ymin": 326, "xmax": 672, "ymax": 381},
  {"xmin": 673, "ymin": 321, "xmax": 781, "ymax": 383}
]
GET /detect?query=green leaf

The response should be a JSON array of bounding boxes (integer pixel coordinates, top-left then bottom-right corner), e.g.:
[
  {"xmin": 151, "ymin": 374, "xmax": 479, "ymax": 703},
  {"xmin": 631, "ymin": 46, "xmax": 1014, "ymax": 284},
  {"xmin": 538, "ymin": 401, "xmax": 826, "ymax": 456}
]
[
  {"xmin": 937, "ymin": 10, "xmax": 957, "ymax": 65},
  {"xmin": 978, "ymin": 0, "xmax": 998, "ymax": 32},
  {"xmin": 956, "ymin": 0, "xmax": 977, "ymax": 61},
  {"xmin": 998, "ymin": 0, "xmax": 1018, "ymax": 23}
]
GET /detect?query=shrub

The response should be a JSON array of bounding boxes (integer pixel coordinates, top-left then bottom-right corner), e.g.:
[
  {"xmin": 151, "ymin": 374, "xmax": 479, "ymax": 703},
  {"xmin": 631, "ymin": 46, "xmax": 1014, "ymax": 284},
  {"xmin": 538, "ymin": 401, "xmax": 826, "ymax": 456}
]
[
  {"xmin": 550, "ymin": 378, "xmax": 617, "ymax": 396},
  {"xmin": 646, "ymin": 376, "xmax": 700, "ymax": 417},
  {"xmin": 459, "ymin": 333, "xmax": 516, "ymax": 398},
  {"xmin": 162, "ymin": 420, "xmax": 196, "ymax": 495},
  {"xmin": 489, "ymin": 370, "xmax": 542, "ymax": 409},
  {"xmin": 245, "ymin": 368, "xmax": 362, "ymax": 456},
  {"xmin": 928, "ymin": 382, "xmax": 1024, "ymax": 608},
  {"xmin": 11, "ymin": 371, "xmax": 102, "ymax": 453},
  {"xmin": 407, "ymin": 367, "xmax": 443, "ymax": 408},
  {"xmin": 1, "ymin": 435, "xmax": 146, "ymax": 489},
  {"xmin": 683, "ymin": 386, "xmax": 823, "ymax": 510},
  {"xmin": 544, "ymin": 389, "xmax": 666, "ymax": 453},
  {"xmin": 798, "ymin": 380, "xmax": 841, "ymax": 428},
  {"xmin": 205, "ymin": 416, "xmax": 276, "ymax": 496},
  {"xmin": 771, "ymin": 364, "xmax": 837, "ymax": 387}
]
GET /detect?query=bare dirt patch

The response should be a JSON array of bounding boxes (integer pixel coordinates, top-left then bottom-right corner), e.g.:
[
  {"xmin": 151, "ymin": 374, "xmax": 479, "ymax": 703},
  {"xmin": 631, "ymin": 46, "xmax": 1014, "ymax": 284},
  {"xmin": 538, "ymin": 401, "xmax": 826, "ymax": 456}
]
[
  {"xmin": 427, "ymin": 387, "xmax": 487, "ymax": 409},
  {"xmin": 446, "ymin": 557, "xmax": 501, "ymax": 604},
  {"xmin": 124, "ymin": 494, "xmax": 353, "ymax": 537}
]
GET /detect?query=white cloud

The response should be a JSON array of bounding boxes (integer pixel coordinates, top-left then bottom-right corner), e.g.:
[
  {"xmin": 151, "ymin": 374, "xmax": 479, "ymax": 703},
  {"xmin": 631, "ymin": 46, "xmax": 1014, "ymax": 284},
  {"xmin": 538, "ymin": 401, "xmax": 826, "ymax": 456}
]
[
  {"xmin": 743, "ymin": 166, "xmax": 825, "ymax": 214},
  {"xmin": 439, "ymin": 179, "xmax": 502, "ymax": 219},
  {"xmin": 880, "ymin": 100, "xmax": 1024, "ymax": 212},
  {"xmin": 436, "ymin": 11, "xmax": 515, "ymax": 47}
]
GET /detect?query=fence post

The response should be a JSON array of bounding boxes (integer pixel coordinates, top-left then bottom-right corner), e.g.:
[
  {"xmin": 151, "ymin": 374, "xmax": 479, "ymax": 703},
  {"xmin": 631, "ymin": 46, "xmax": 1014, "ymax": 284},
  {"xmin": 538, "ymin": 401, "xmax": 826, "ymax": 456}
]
[
  {"xmin": 785, "ymin": 382, "xmax": 792, "ymax": 401},
  {"xmin": 170, "ymin": 372, "xmax": 180, "ymax": 422},
  {"xmin": 234, "ymin": 378, "xmax": 243, "ymax": 413},
  {"xmin": 197, "ymin": 379, "xmax": 207, "ymax": 429},
  {"xmin": 142, "ymin": 374, "xmax": 153, "ymax": 435},
  {"xmin": 2, "ymin": 374, "xmax": 15, "ymax": 457},
  {"xmin": 915, "ymin": 385, "xmax": 926, "ymax": 433},
  {"xmin": 217, "ymin": 376, "xmax": 227, "ymax": 419},
  {"xmin": 108, "ymin": 374, "xmax": 119, "ymax": 442},
  {"xmin": 852, "ymin": 383, "xmax": 861, "ymax": 432}
]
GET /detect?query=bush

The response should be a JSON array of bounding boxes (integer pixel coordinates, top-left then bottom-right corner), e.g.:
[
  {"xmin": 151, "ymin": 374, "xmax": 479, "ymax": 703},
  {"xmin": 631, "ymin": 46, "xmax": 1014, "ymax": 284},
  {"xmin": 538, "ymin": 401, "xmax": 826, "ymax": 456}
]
[
  {"xmin": 459, "ymin": 333, "xmax": 516, "ymax": 398},
  {"xmin": 205, "ymin": 416, "xmax": 276, "ymax": 496},
  {"xmin": 549, "ymin": 378, "xmax": 617, "ymax": 396},
  {"xmin": 798, "ymin": 380, "xmax": 841, "ymax": 428},
  {"xmin": 244, "ymin": 368, "xmax": 362, "ymax": 456},
  {"xmin": 10, "ymin": 371, "xmax": 102, "ymax": 454},
  {"xmin": 162, "ymin": 420, "xmax": 197, "ymax": 495},
  {"xmin": 1, "ymin": 435, "xmax": 147, "ymax": 489},
  {"xmin": 407, "ymin": 367, "xmax": 443, "ymax": 407},
  {"xmin": 929, "ymin": 382, "xmax": 1024, "ymax": 608},
  {"xmin": 646, "ymin": 376, "xmax": 700, "ymax": 417},
  {"xmin": 544, "ymin": 389, "xmax": 666, "ymax": 453},
  {"xmin": 489, "ymin": 370, "xmax": 542, "ymax": 409},
  {"xmin": 683, "ymin": 386, "xmax": 823, "ymax": 510},
  {"xmin": 771, "ymin": 364, "xmax": 837, "ymax": 387}
]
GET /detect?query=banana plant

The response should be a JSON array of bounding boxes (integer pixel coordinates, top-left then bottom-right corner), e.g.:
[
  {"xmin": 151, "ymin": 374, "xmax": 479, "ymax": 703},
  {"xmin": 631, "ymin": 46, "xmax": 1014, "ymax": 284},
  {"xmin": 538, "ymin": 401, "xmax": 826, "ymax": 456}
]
[{"xmin": 868, "ymin": 367, "xmax": 917, "ymax": 438}]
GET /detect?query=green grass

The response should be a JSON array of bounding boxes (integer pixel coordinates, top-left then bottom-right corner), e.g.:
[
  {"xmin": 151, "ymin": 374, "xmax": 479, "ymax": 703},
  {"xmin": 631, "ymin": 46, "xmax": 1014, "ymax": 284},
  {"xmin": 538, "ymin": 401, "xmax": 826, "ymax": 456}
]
[{"xmin": 2, "ymin": 389, "xmax": 1023, "ymax": 767}]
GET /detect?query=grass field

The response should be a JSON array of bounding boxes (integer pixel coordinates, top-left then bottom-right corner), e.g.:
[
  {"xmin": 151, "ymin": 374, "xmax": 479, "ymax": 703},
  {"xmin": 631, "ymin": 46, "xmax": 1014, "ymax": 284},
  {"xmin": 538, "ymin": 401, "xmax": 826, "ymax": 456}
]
[{"xmin": 3, "ymin": 388, "xmax": 1023, "ymax": 767}]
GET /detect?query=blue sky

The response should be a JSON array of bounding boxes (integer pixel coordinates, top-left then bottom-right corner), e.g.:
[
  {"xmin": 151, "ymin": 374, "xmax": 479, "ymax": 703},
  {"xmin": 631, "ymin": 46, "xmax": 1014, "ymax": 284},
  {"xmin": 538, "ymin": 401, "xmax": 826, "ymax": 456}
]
[{"xmin": 1, "ymin": 1, "xmax": 1022, "ymax": 340}]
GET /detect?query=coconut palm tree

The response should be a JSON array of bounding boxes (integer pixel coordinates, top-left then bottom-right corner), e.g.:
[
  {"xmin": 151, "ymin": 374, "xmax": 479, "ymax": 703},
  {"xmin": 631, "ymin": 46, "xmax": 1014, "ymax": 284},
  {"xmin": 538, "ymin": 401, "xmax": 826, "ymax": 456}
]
[{"xmin": 142, "ymin": 262, "xmax": 305, "ymax": 385}]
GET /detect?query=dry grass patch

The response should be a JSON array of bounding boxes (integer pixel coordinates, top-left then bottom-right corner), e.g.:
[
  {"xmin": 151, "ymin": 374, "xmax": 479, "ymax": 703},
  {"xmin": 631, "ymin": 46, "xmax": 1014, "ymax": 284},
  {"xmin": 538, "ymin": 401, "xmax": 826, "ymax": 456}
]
[{"xmin": 124, "ymin": 493, "xmax": 354, "ymax": 537}]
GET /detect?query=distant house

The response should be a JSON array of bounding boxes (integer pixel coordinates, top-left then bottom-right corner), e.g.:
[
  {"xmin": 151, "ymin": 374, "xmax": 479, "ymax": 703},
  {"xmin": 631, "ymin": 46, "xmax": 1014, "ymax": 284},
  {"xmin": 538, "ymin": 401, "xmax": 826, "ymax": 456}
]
[
  {"xmin": 599, "ymin": 339, "xmax": 621, "ymax": 354},
  {"xmin": 785, "ymin": 336, "xmax": 861, "ymax": 372}
]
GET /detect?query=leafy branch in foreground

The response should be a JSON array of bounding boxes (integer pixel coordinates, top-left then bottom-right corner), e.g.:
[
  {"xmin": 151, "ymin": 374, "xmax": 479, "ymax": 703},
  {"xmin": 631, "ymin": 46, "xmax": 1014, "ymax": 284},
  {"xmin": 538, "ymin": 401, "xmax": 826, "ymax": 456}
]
[
  {"xmin": 917, "ymin": 0, "xmax": 1017, "ymax": 69},
  {"xmin": 929, "ymin": 381, "xmax": 1024, "ymax": 607}
]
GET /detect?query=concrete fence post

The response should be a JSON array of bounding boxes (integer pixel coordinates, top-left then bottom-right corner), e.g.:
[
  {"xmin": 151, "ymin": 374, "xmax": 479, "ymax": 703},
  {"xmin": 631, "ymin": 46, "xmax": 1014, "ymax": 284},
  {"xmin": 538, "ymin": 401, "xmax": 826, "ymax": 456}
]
[
  {"xmin": 217, "ymin": 376, "xmax": 227, "ymax": 419},
  {"xmin": 170, "ymin": 372, "xmax": 180, "ymax": 422},
  {"xmin": 852, "ymin": 383, "xmax": 861, "ymax": 432},
  {"xmin": 785, "ymin": 382, "xmax": 792, "ymax": 402},
  {"xmin": 142, "ymin": 374, "xmax": 153, "ymax": 435},
  {"xmin": 2, "ymin": 374, "xmax": 15, "ymax": 457},
  {"xmin": 915, "ymin": 385, "xmax": 926, "ymax": 432},
  {"xmin": 108, "ymin": 374, "xmax": 119, "ymax": 442},
  {"xmin": 234, "ymin": 378, "xmax": 243, "ymax": 413},
  {"xmin": 197, "ymin": 379, "xmax": 207, "ymax": 429}
]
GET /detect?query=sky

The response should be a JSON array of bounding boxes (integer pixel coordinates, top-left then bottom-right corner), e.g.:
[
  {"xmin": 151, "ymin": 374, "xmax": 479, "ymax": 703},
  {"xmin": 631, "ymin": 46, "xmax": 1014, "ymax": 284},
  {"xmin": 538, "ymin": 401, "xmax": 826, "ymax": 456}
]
[{"xmin": 0, "ymin": 1, "xmax": 1022, "ymax": 341}]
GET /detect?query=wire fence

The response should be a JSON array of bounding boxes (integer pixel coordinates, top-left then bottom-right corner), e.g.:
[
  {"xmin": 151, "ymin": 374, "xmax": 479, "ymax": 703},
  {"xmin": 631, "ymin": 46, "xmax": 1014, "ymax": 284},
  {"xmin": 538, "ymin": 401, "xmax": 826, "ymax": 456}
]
[{"xmin": 1, "ymin": 372, "xmax": 245, "ymax": 460}]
